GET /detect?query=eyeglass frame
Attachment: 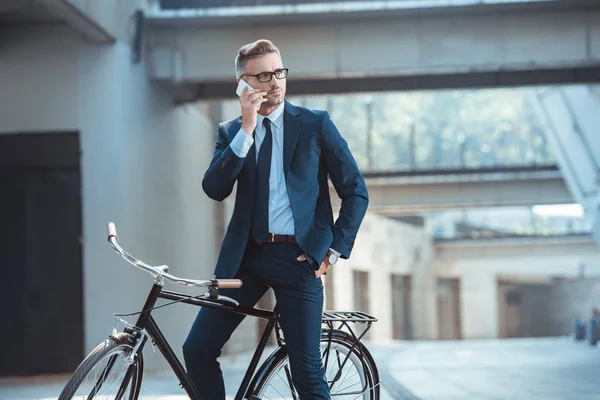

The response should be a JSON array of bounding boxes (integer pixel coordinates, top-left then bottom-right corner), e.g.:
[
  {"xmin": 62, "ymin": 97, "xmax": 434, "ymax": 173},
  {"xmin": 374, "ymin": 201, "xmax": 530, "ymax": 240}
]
[{"xmin": 240, "ymin": 68, "xmax": 289, "ymax": 83}]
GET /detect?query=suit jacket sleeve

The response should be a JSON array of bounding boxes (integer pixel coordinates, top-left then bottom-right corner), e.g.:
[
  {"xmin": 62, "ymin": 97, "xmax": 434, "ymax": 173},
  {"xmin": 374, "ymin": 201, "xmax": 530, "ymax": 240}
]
[
  {"xmin": 321, "ymin": 111, "xmax": 369, "ymax": 259},
  {"xmin": 202, "ymin": 123, "xmax": 247, "ymax": 201}
]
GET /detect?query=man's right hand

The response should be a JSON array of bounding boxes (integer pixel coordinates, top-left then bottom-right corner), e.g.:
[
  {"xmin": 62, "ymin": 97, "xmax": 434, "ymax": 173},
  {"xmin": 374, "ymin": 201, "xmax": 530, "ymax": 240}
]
[{"xmin": 240, "ymin": 85, "xmax": 268, "ymax": 135}]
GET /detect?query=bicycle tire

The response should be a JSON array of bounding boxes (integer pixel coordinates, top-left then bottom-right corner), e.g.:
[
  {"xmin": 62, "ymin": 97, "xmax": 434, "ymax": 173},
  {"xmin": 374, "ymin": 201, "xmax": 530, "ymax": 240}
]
[
  {"xmin": 58, "ymin": 332, "xmax": 143, "ymax": 400},
  {"xmin": 248, "ymin": 329, "xmax": 380, "ymax": 400}
]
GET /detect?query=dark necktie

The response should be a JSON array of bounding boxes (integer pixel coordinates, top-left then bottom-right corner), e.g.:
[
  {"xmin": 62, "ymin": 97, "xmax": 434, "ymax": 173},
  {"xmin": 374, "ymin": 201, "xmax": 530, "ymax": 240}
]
[{"xmin": 250, "ymin": 118, "xmax": 273, "ymax": 244}]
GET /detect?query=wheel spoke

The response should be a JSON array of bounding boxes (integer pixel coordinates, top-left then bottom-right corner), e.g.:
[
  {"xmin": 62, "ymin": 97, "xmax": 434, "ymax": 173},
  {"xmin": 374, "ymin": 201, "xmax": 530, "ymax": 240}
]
[
  {"xmin": 337, "ymin": 379, "xmax": 364, "ymax": 393},
  {"xmin": 271, "ymin": 372, "xmax": 291, "ymax": 399},
  {"xmin": 334, "ymin": 354, "xmax": 360, "ymax": 392},
  {"xmin": 276, "ymin": 370, "xmax": 293, "ymax": 391},
  {"xmin": 340, "ymin": 371, "xmax": 362, "ymax": 390}
]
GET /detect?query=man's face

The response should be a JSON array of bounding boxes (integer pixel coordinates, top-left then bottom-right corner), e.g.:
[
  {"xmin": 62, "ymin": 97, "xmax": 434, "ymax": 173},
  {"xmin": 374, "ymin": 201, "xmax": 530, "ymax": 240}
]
[{"xmin": 242, "ymin": 52, "xmax": 286, "ymax": 108}]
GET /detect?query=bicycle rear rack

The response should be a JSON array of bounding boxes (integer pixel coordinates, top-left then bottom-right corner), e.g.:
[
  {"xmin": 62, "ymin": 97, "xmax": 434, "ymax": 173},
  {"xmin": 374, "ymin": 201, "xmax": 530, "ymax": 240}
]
[
  {"xmin": 322, "ymin": 310, "xmax": 377, "ymax": 343},
  {"xmin": 322, "ymin": 311, "xmax": 378, "ymax": 323}
]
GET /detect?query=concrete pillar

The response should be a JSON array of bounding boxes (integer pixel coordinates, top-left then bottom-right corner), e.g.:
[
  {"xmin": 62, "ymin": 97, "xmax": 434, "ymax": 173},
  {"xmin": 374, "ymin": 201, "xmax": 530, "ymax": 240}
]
[
  {"xmin": 460, "ymin": 268, "xmax": 499, "ymax": 339},
  {"xmin": 369, "ymin": 267, "xmax": 392, "ymax": 341},
  {"xmin": 411, "ymin": 259, "xmax": 437, "ymax": 340},
  {"xmin": 333, "ymin": 263, "xmax": 354, "ymax": 311}
]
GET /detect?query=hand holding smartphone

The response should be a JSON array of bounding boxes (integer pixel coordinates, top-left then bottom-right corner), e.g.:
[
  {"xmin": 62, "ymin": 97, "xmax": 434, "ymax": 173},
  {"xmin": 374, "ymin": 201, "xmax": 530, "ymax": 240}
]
[
  {"xmin": 237, "ymin": 79, "xmax": 267, "ymax": 133},
  {"xmin": 237, "ymin": 79, "xmax": 261, "ymax": 111},
  {"xmin": 236, "ymin": 79, "xmax": 254, "ymax": 97}
]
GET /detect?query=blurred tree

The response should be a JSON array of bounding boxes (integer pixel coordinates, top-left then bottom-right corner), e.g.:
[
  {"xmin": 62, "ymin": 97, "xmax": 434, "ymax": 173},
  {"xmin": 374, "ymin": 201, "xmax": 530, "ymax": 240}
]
[{"xmin": 288, "ymin": 87, "xmax": 554, "ymax": 172}]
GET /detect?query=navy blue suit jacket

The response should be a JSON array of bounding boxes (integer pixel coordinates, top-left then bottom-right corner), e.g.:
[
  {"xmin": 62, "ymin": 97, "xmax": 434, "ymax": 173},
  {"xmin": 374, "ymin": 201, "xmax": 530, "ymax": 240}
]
[{"xmin": 203, "ymin": 101, "xmax": 369, "ymax": 279}]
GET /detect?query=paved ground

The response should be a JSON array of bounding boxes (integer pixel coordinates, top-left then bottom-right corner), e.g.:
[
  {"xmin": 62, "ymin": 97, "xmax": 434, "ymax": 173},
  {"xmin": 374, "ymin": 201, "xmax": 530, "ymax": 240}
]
[
  {"xmin": 2, "ymin": 337, "xmax": 599, "ymax": 399},
  {"xmin": 369, "ymin": 337, "xmax": 600, "ymax": 400}
]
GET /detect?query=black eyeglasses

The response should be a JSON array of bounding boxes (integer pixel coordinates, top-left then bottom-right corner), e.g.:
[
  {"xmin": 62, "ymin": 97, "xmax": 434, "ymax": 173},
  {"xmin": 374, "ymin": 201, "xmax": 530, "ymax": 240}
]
[{"xmin": 241, "ymin": 68, "xmax": 288, "ymax": 83}]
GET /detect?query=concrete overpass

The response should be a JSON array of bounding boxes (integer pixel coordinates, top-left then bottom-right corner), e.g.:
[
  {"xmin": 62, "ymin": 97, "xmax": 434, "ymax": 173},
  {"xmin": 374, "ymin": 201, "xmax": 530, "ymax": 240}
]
[
  {"xmin": 146, "ymin": 0, "xmax": 600, "ymax": 102},
  {"xmin": 330, "ymin": 165, "xmax": 572, "ymax": 215},
  {"xmin": 435, "ymin": 232, "xmax": 597, "ymax": 261}
]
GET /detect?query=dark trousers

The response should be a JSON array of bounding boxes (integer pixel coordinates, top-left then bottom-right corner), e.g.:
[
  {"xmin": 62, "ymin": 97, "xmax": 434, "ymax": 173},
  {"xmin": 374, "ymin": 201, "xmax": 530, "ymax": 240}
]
[{"xmin": 182, "ymin": 242, "xmax": 330, "ymax": 400}]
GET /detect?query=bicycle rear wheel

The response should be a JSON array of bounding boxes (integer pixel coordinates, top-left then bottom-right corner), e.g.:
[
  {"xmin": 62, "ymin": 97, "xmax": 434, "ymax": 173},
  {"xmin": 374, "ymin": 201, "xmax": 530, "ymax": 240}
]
[
  {"xmin": 249, "ymin": 329, "xmax": 380, "ymax": 400},
  {"xmin": 58, "ymin": 332, "xmax": 143, "ymax": 400}
]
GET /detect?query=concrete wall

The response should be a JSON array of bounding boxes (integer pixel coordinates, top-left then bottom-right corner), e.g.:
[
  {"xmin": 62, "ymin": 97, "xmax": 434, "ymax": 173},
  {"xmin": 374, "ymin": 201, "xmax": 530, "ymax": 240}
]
[
  {"xmin": 544, "ymin": 278, "xmax": 600, "ymax": 335},
  {"xmin": 334, "ymin": 213, "xmax": 436, "ymax": 341},
  {"xmin": 1, "ymin": 22, "xmax": 216, "ymax": 371},
  {"xmin": 498, "ymin": 278, "xmax": 600, "ymax": 338},
  {"xmin": 1, "ymin": 26, "xmax": 80, "ymax": 132},
  {"xmin": 67, "ymin": 0, "xmax": 141, "ymax": 41},
  {"xmin": 518, "ymin": 283, "xmax": 554, "ymax": 337},
  {"xmin": 436, "ymin": 237, "xmax": 600, "ymax": 339}
]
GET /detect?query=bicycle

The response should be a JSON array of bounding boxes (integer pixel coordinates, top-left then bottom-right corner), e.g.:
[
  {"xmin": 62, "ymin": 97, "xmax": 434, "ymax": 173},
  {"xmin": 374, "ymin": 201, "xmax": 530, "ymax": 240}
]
[{"xmin": 58, "ymin": 222, "xmax": 380, "ymax": 400}]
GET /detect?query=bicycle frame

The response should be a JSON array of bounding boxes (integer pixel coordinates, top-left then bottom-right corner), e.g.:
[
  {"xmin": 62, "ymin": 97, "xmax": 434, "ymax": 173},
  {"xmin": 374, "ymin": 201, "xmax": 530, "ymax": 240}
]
[
  {"xmin": 127, "ymin": 281, "xmax": 279, "ymax": 400},
  {"xmin": 101, "ymin": 222, "xmax": 376, "ymax": 400}
]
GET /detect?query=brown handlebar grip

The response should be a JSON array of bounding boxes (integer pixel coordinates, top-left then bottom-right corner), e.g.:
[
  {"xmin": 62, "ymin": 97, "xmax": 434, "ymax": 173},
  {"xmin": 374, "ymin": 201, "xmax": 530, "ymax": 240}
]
[
  {"xmin": 106, "ymin": 222, "xmax": 117, "ymax": 239},
  {"xmin": 215, "ymin": 279, "xmax": 243, "ymax": 289}
]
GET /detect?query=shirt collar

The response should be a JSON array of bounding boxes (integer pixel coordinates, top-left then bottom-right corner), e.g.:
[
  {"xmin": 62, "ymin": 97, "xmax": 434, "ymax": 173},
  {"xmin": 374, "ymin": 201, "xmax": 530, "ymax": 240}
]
[{"xmin": 257, "ymin": 101, "xmax": 285, "ymax": 129}]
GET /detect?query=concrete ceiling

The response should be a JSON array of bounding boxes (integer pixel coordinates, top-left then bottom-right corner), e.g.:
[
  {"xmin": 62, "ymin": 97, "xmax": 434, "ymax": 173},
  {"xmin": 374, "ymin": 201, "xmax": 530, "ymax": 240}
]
[
  {"xmin": 0, "ymin": 1, "xmax": 63, "ymax": 25},
  {"xmin": 159, "ymin": 0, "xmax": 381, "ymax": 7},
  {"xmin": 0, "ymin": 0, "xmax": 114, "ymax": 43}
]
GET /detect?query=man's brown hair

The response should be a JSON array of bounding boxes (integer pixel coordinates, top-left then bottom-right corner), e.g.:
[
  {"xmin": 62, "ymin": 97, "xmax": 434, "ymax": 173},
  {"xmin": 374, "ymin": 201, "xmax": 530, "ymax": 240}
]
[{"xmin": 235, "ymin": 39, "xmax": 281, "ymax": 77}]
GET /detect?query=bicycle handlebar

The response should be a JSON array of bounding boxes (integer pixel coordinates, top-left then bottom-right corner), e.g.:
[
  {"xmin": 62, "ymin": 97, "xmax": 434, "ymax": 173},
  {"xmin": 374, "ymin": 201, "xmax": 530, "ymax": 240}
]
[{"xmin": 105, "ymin": 222, "xmax": 243, "ymax": 289}]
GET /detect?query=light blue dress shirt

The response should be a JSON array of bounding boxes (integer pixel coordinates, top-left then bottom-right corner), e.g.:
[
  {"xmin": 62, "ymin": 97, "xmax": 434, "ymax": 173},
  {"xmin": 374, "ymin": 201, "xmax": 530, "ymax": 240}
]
[
  {"xmin": 229, "ymin": 102, "xmax": 341, "ymax": 260},
  {"xmin": 230, "ymin": 102, "xmax": 294, "ymax": 235}
]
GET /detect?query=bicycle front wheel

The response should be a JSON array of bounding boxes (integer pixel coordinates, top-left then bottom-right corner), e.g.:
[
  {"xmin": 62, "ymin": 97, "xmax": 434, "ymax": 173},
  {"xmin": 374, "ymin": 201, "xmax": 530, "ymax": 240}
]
[
  {"xmin": 250, "ymin": 329, "xmax": 380, "ymax": 400},
  {"xmin": 58, "ymin": 332, "xmax": 143, "ymax": 400}
]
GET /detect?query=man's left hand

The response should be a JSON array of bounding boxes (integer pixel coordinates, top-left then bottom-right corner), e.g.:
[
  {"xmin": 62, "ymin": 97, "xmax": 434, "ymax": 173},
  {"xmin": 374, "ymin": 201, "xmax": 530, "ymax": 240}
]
[
  {"xmin": 316, "ymin": 253, "xmax": 334, "ymax": 278},
  {"xmin": 297, "ymin": 252, "xmax": 334, "ymax": 278}
]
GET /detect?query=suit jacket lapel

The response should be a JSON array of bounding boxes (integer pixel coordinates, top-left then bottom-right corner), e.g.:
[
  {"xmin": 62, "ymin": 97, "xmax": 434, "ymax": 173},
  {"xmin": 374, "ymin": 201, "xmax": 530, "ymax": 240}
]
[{"xmin": 283, "ymin": 101, "xmax": 302, "ymax": 178}]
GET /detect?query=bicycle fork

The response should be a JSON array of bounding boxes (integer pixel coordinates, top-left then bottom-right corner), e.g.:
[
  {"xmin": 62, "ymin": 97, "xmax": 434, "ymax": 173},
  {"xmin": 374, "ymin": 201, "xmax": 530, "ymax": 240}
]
[{"xmin": 90, "ymin": 282, "xmax": 164, "ymax": 400}]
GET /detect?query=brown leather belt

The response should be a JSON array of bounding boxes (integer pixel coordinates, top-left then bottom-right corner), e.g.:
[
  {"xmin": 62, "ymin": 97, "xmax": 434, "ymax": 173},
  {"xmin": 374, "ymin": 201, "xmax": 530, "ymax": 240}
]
[{"xmin": 263, "ymin": 233, "xmax": 297, "ymax": 244}]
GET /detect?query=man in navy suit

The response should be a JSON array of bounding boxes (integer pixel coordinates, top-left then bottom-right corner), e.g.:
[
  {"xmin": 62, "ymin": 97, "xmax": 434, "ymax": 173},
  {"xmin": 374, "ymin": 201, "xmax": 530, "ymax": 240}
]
[{"xmin": 183, "ymin": 39, "xmax": 368, "ymax": 400}]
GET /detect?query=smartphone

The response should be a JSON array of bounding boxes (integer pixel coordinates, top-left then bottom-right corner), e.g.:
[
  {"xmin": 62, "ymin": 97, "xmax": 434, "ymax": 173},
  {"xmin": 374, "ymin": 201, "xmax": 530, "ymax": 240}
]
[
  {"xmin": 236, "ymin": 79, "xmax": 261, "ymax": 111},
  {"xmin": 236, "ymin": 79, "xmax": 254, "ymax": 97}
]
